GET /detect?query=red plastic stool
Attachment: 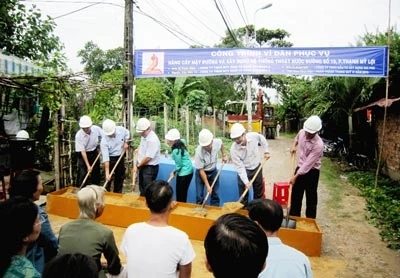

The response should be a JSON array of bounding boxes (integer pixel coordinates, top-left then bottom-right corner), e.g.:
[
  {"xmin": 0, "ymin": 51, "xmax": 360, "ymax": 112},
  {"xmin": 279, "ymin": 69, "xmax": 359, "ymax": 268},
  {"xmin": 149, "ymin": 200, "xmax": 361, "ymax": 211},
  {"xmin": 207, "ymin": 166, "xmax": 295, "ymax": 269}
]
[{"xmin": 273, "ymin": 182, "xmax": 290, "ymax": 206}]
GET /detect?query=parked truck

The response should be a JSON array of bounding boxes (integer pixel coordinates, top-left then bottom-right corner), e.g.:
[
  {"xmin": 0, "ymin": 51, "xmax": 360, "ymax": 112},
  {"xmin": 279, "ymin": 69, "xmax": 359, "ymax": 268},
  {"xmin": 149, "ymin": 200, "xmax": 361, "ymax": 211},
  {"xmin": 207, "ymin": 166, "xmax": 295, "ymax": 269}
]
[{"xmin": 225, "ymin": 89, "xmax": 276, "ymax": 139}]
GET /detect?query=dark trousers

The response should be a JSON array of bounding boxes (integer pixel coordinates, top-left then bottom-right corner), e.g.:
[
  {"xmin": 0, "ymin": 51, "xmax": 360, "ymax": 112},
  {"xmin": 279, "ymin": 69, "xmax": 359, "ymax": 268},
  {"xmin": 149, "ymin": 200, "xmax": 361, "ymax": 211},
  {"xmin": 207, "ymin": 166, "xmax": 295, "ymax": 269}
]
[
  {"xmin": 195, "ymin": 168, "xmax": 220, "ymax": 206},
  {"xmin": 76, "ymin": 151, "xmax": 100, "ymax": 187},
  {"xmin": 138, "ymin": 165, "xmax": 159, "ymax": 196},
  {"xmin": 105, "ymin": 155, "xmax": 125, "ymax": 193},
  {"xmin": 176, "ymin": 172, "xmax": 193, "ymax": 202},
  {"xmin": 289, "ymin": 167, "xmax": 320, "ymax": 218},
  {"xmin": 238, "ymin": 164, "xmax": 265, "ymax": 206}
]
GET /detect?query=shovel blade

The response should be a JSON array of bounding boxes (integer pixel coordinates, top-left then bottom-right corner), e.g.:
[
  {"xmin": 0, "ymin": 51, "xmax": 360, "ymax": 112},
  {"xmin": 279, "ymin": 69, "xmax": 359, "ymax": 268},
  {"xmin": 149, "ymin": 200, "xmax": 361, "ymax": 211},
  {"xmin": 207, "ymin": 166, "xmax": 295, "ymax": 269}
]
[{"xmin": 281, "ymin": 218, "xmax": 297, "ymax": 229}]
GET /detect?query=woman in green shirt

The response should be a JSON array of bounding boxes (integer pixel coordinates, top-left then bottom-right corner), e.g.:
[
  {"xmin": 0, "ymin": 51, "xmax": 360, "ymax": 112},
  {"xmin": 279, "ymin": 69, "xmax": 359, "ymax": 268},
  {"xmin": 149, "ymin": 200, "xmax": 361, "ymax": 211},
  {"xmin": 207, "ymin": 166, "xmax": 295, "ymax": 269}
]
[{"xmin": 165, "ymin": 128, "xmax": 194, "ymax": 202}]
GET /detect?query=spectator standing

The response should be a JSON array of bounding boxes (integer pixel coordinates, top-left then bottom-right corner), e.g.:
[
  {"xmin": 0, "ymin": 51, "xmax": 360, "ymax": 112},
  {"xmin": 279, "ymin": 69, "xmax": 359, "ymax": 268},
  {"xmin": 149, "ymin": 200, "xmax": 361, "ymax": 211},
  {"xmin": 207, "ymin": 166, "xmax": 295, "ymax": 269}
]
[
  {"xmin": 247, "ymin": 199, "xmax": 313, "ymax": 277},
  {"xmin": 101, "ymin": 119, "xmax": 130, "ymax": 193},
  {"xmin": 133, "ymin": 118, "xmax": 161, "ymax": 196},
  {"xmin": 289, "ymin": 115, "xmax": 324, "ymax": 218},
  {"xmin": 121, "ymin": 180, "xmax": 195, "ymax": 278},
  {"xmin": 165, "ymin": 129, "xmax": 193, "ymax": 202},
  {"xmin": 9, "ymin": 169, "xmax": 58, "ymax": 273},
  {"xmin": 194, "ymin": 129, "xmax": 227, "ymax": 206},
  {"xmin": 75, "ymin": 115, "xmax": 102, "ymax": 187},
  {"xmin": 229, "ymin": 123, "xmax": 270, "ymax": 206}
]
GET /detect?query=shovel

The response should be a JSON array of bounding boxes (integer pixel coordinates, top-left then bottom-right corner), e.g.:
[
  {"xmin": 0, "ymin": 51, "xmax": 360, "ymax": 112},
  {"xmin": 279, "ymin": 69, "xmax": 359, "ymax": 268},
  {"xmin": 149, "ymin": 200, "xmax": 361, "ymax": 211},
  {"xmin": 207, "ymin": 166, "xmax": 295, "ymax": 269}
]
[
  {"xmin": 131, "ymin": 151, "xmax": 139, "ymax": 193},
  {"xmin": 192, "ymin": 162, "xmax": 225, "ymax": 214},
  {"xmin": 281, "ymin": 154, "xmax": 297, "ymax": 229},
  {"xmin": 72, "ymin": 152, "xmax": 101, "ymax": 194},
  {"xmin": 102, "ymin": 150, "xmax": 126, "ymax": 190},
  {"xmin": 222, "ymin": 158, "xmax": 267, "ymax": 213}
]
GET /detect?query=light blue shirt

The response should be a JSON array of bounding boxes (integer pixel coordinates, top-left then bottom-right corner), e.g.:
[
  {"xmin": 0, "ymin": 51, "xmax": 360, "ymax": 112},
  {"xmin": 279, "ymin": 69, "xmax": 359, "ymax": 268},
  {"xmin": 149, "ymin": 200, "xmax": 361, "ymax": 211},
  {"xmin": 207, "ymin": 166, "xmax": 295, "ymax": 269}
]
[
  {"xmin": 100, "ymin": 126, "xmax": 130, "ymax": 162},
  {"xmin": 194, "ymin": 138, "xmax": 223, "ymax": 171},
  {"xmin": 75, "ymin": 125, "xmax": 103, "ymax": 152},
  {"xmin": 259, "ymin": 237, "xmax": 313, "ymax": 278}
]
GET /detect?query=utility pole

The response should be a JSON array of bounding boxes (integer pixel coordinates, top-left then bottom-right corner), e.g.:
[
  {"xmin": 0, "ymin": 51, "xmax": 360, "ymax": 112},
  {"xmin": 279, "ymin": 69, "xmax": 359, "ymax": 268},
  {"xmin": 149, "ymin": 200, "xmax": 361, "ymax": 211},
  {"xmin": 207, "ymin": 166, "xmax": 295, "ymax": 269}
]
[{"xmin": 123, "ymin": 0, "xmax": 134, "ymax": 131}]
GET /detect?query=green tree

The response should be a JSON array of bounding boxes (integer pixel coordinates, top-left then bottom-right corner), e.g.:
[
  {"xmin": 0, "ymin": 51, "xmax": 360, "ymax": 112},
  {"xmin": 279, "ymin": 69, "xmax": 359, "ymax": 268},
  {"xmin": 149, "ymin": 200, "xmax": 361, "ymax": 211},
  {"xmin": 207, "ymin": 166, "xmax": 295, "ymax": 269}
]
[
  {"xmin": 217, "ymin": 25, "xmax": 292, "ymax": 48},
  {"xmin": 0, "ymin": 0, "xmax": 65, "ymax": 70},
  {"xmin": 78, "ymin": 41, "xmax": 124, "ymax": 81},
  {"xmin": 134, "ymin": 78, "xmax": 168, "ymax": 114}
]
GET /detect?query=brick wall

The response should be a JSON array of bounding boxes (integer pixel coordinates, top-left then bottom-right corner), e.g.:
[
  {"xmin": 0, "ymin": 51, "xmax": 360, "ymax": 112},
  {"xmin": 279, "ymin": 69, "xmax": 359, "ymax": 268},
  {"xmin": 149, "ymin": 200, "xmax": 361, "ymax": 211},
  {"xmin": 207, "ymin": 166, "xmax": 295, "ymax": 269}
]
[{"xmin": 375, "ymin": 104, "xmax": 400, "ymax": 180}]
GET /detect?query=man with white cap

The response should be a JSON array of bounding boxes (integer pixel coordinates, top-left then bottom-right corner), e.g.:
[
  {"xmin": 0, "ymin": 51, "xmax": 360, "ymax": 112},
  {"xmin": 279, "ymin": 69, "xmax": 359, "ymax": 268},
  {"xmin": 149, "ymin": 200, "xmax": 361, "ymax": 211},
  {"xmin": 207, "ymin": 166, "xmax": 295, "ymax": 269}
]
[
  {"xmin": 75, "ymin": 115, "xmax": 102, "ymax": 187},
  {"xmin": 230, "ymin": 123, "xmax": 270, "ymax": 206},
  {"xmin": 133, "ymin": 117, "xmax": 160, "ymax": 196},
  {"xmin": 194, "ymin": 129, "xmax": 227, "ymax": 206},
  {"xmin": 289, "ymin": 115, "xmax": 324, "ymax": 219},
  {"xmin": 101, "ymin": 119, "xmax": 130, "ymax": 193}
]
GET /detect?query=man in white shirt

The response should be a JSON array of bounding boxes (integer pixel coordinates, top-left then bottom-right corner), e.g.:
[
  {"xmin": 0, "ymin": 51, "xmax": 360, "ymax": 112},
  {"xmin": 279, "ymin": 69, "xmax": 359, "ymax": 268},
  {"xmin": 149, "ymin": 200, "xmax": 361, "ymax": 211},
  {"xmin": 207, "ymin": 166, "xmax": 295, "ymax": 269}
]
[
  {"xmin": 121, "ymin": 180, "xmax": 195, "ymax": 278},
  {"xmin": 133, "ymin": 118, "xmax": 161, "ymax": 196},
  {"xmin": 194, "ymin": 129, "xmax": 227, "ymax": 206},
  {"xmin": 75, "ymin": 115, "xmax": 102, "ymax": 187},
  {"xmin": 247, "ymin": 199, "xmax": 313, "ymax": 278},
  {"xmin": 229, "ymin": 123, "xmax": 270, "ymax": 206}
]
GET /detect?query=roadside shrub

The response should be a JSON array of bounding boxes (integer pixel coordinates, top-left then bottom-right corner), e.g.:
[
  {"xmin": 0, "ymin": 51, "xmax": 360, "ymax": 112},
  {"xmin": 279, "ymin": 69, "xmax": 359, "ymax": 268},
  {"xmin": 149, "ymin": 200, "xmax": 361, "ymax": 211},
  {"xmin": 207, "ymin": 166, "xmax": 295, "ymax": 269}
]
[{"xmin": 348, "ymin": 172, "xmax": 400, "ymax": 249}]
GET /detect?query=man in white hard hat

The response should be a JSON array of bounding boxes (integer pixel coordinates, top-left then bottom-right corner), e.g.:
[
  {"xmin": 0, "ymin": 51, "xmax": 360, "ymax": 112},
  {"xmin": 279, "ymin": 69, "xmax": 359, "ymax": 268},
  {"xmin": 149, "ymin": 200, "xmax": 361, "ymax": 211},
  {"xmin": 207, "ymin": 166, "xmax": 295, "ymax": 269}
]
[
  {"xmin": 230, "ymin": 123, "xmax": 270, "ymax": 206},
  {"xmin": 194, "ymin": 129, "xmax": 227, "ymax": 206},
  {"xmin": 75, "ymin": 115, "xmax": 103, "ymax": 187},
  {"xmin": 289, "ymin": 115, "xmax": 324, "ymax": 218},
  {"xmin": 101, "ymin": 119, "xmax": 130, "ymax": 193},
  {"xmin": 133, "ymin": 117, "xmax": 160, "ymax": 196}
]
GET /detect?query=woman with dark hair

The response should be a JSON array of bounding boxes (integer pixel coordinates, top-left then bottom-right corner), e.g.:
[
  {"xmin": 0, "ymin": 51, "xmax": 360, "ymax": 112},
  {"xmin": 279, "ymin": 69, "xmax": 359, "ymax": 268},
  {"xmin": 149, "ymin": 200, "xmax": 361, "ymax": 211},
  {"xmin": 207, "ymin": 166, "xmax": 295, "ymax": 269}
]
[
  {"xmin": 165, "ymin": 129, "xmax": 193, "ymax": 202},
  {"xmin": 42, "ymin": 253, "xmax": 98, "ymax": 278},
  {"xmin": 9, "ymin": 169, "xmax": 58, "ymax": 273},
  {"xmin": 0, "ymin": 197, "xmax": 42, "ymax": 277}
]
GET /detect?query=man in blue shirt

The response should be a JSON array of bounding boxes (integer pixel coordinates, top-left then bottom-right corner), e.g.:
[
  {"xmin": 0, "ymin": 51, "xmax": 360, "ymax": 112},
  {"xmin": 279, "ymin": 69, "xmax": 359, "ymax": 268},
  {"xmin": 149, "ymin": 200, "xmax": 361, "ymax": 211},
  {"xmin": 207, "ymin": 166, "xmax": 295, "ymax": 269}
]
[
  {"xmin": 247, "ymin": 199, "xmax": 313, "ymax": 278},
  {"xmin": 101, "ymin": 119, "xmax": 130, "ymax": 193}
]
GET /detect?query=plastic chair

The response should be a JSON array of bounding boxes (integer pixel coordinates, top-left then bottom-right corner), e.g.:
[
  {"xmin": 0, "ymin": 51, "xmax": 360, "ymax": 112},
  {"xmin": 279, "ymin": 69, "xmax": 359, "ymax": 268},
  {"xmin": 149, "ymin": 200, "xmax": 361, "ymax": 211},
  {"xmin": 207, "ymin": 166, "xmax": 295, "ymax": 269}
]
[{"xmin": 272, "ymin": 182, "xmax": 290, "ymax": 206}]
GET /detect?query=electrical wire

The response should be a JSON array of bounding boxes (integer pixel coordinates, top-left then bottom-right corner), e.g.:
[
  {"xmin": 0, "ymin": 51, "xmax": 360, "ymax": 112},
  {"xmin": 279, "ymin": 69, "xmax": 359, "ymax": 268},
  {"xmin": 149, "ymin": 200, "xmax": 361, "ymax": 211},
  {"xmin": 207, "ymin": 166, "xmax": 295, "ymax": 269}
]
[
  {"xmin": 213, "ymin": 0, "xmax": 239, "ymax": 46},
  {"xmin": 134, "ymin": 4, "xmax": 207, "ymax": 47},
  {"xmin": 235, "ymin": 0, "xmax": 248, "ymax": 30},
  {"xmin": 176, "ymin": 0, "xmax": 223, "ymax": 39},
  {"xmin": 136, "ymin": 0, "xmax": 208, "ymax": 47}
]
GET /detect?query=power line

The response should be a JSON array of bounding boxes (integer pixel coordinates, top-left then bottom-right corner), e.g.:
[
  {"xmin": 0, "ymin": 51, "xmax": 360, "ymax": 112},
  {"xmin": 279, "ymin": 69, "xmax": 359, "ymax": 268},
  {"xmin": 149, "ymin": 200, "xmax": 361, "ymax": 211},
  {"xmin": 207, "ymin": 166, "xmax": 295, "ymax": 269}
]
[
  {"xmin": 213, "ymin": 0, "xmax": 239, "ymax": 46},
  {"xmin": 134, "ymin": 4, "xmax": 207, "ymax": 47},
  {"xmin": 235, "ymin": 0, "xmax": 248, "ymax": 29}
]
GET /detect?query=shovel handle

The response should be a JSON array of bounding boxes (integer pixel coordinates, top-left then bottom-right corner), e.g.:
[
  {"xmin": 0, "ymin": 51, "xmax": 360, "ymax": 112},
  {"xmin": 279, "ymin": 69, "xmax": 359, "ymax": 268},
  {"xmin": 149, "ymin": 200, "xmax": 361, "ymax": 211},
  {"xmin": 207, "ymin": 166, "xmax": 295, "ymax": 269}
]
[
  {"xmin": 201, "ymin": 162, "xmax": 225, "ymax": 209},
  {"xmin": 102, "ymin": 150, "xmax": 126, "ymax": 189},
  {"xmin": 238, "ymin": 158, "xmax": 267, "ymax": 203},
  {"xmin": 79, "ymin": 152, "xmax": 101, "ymax": 189}
]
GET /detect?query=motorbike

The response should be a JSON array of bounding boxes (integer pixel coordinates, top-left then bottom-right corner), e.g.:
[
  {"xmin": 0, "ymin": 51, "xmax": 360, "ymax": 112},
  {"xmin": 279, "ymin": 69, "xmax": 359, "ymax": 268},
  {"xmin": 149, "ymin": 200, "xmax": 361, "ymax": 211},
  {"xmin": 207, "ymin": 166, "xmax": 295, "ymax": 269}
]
[{"xmin": 322, "ymin": 137, "xmax": 348, "ymax": 158}]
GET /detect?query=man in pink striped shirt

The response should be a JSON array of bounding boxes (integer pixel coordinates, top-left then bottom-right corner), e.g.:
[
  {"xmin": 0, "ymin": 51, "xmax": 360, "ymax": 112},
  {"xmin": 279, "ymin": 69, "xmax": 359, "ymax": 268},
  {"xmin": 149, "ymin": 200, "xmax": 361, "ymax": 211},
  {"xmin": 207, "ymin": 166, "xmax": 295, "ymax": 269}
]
[{"xmin": 289, "ymin": 116, "xmax": 324, "ymax": 219}]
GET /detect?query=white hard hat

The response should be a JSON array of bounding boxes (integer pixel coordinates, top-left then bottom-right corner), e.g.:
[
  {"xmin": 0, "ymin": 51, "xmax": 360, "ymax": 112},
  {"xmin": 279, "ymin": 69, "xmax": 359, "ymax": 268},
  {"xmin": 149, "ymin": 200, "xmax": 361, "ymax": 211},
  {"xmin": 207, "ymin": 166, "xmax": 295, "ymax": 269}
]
[
  {"xmin": 136, "ymin": 118, "xmax": 151, "ymax": 133},
  {"xmin": 16, "ymin": 130, "xmax": 29, "ymax": 139},
  {"xmin": 79, "ymin": 115, "xmax": 93, "ymax": 128},
  {"xmin": 230, "ymin": 123, "xmax": 246, "ymax": 139},
  {"xmin": 165, "ymin": 128, "xmax": 180, "ymax": 141},
  {"xmin": 303, "ymin": 115, "xmax": 322, "ymax": 134},
  {"xmin": 102, "ymin": 119, "xmax": 116, "ymax": 136},
  {"xmin": 199, "ymin": 129, "xmax": 213, "ymax": 146}
]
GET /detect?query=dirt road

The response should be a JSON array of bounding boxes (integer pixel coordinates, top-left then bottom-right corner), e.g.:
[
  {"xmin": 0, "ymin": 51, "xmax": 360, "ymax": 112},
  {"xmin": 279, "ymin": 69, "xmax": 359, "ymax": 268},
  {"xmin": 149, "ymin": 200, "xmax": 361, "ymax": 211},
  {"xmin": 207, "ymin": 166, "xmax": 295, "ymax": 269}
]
[{"xmin": 265, "ymin": 136, "xmax": 400, "ymax": 278}]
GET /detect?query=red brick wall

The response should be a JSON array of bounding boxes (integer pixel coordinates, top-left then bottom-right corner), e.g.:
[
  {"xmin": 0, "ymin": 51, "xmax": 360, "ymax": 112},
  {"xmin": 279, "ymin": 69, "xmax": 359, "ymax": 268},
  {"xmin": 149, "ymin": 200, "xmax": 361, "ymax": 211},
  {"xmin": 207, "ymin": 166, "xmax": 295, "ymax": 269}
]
[{"xmin": 375, "ymin": 105, "xmax": 400, "ymax": 180}]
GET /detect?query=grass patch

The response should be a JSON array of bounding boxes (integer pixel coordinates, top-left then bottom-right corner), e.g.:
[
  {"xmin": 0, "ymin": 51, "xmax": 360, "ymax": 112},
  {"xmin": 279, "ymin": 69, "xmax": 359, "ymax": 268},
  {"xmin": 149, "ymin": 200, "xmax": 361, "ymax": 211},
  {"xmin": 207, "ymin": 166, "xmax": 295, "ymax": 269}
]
[
  {"xmin": 347, "ymin": 171, "xmax": 400, "ymax": 250},
  {"xmin": 320, "ymin": 157, "xmax": 345, "ymax": 210}
]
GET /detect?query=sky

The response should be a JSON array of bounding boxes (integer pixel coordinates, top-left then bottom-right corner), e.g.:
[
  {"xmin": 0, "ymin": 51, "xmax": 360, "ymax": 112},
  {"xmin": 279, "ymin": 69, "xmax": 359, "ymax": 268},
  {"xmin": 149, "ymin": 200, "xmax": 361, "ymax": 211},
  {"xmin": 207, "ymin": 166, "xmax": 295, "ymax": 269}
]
[{"xmin": 23, "ymin": 0, "xmax": 399, "ymax": 72}]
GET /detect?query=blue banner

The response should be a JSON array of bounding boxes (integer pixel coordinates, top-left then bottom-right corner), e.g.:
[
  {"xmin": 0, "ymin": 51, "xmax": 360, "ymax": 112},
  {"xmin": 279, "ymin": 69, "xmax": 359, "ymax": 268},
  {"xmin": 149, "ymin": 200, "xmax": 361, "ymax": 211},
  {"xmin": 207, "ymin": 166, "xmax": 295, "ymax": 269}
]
[{"xmin": 134, "ymin": 47, "xmax": 387, "ymax": 78}]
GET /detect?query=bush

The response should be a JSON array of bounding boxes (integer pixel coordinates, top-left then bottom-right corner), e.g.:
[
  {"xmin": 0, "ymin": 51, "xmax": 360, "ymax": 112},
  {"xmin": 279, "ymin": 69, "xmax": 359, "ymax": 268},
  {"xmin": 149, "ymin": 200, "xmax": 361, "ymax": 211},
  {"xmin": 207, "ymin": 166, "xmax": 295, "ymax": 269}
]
[{"xmin": 348, "ymin": 172, "xmax": 400, "ymax": 249}]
